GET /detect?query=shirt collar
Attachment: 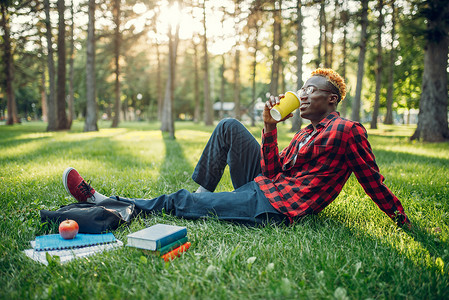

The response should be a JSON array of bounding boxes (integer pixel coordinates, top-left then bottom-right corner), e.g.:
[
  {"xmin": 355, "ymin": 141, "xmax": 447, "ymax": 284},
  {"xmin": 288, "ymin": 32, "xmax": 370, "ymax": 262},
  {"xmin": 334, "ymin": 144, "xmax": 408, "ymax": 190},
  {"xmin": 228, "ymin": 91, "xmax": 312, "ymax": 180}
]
[{"xmin": 304, "ymin": 111, "xmax": 340, "ymax": 133}]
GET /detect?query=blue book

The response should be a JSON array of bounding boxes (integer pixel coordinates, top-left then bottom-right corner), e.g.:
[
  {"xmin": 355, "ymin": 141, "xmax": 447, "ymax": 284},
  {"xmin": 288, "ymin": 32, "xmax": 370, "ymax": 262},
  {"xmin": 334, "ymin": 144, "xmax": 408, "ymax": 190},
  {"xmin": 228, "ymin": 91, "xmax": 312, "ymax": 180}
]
[
  {"xmin": 34, "ymin": 233, "xmax": 116, "ymax": 251},
  {"xmin": 126, "ymin": 224, "xmax": 187, "ymax": 251}
]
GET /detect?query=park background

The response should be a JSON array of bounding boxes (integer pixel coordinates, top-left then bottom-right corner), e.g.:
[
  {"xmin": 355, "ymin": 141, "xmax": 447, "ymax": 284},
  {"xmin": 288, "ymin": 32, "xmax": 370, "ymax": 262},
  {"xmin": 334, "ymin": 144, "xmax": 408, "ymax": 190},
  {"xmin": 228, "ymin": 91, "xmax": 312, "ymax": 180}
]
[
  {"xmin": 1, "ymin": 0, "xmax": 449, "ymax": 299},
  {"xmin": 1, "ymin": 0, "xmax": 448, "ymax": 141}
]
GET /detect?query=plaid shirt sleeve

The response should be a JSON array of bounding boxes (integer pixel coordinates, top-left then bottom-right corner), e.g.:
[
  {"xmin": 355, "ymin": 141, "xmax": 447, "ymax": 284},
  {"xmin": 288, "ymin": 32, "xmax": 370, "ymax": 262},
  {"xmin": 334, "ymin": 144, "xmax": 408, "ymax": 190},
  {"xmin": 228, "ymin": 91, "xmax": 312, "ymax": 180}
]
[{"xmin": 345, "ymin": 123, "xmax": 410, "ymax": 226}]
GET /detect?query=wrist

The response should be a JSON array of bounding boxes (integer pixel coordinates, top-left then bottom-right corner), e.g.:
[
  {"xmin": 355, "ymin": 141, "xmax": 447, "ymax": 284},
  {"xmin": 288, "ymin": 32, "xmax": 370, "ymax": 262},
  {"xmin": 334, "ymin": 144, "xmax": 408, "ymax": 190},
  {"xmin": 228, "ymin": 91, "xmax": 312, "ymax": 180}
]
[{"xmin": 264, "ymin": 123, "xmax": 277, "ymax": 133}]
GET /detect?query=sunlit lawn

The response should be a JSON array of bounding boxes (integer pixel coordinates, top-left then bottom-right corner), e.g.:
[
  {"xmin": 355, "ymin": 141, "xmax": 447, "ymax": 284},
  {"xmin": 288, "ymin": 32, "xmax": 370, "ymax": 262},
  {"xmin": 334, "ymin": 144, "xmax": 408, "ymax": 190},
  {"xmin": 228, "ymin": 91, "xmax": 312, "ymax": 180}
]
[{"xmin": 0, "ymin": 120, "xmax": 448, "ymax": 299}]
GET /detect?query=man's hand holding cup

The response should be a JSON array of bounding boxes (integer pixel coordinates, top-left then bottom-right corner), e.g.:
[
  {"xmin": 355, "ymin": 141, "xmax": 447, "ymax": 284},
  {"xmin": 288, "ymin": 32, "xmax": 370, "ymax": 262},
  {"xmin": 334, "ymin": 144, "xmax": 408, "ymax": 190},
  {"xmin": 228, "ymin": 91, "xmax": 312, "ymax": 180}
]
[{"xmin": 263, "ymin": 91, "xmax": 300, "ymax": 132}]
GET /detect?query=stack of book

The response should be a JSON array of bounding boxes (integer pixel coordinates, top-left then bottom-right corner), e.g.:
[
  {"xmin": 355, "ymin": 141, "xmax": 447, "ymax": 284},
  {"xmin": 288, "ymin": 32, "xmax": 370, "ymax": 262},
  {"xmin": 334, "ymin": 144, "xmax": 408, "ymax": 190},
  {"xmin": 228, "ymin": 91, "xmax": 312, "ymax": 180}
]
[
  {"xmin": 126, "ymin": 224, "xmax": 190, "ymax": 261},
  {"xmin": 24, "ymin": 233, "xmax": 123, "ymax": 265}
]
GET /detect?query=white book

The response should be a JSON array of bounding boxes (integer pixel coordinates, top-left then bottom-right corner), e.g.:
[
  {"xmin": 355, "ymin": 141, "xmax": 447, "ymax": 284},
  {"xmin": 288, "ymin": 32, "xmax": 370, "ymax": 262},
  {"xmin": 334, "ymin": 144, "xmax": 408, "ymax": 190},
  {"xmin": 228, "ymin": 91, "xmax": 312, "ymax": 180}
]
[
  {"xmin": 126, "ymin": 224, "xmax": 187, "ymax": 251},
  {"xmin": 24, "ymin": 240, "xmax": 123, "ymax": 265}
]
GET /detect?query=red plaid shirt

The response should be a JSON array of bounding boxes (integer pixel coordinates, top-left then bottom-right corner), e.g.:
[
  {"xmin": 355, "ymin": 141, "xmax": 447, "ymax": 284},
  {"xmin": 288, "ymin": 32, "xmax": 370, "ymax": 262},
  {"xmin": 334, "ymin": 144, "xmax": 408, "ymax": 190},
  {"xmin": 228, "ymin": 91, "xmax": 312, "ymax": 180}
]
[{"xmin": 254, "ymin": 112, "xmax": 409, "ymax": 226}]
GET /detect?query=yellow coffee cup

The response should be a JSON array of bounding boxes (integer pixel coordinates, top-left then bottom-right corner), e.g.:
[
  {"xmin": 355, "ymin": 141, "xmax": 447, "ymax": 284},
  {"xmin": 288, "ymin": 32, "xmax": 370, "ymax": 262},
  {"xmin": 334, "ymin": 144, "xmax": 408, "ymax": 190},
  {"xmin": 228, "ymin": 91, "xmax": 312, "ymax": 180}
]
[{"xmin": 270, "ymin": 91, "xmax": 300, "ymax": 121}]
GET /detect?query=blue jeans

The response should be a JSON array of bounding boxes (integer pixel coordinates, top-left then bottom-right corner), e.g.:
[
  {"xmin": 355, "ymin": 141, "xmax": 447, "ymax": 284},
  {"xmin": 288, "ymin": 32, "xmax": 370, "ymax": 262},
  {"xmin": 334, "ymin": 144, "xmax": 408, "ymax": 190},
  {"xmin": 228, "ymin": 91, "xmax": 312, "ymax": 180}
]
[{"xmin": 115, "ymin": 119, "xmax": 288, "ymax": 226}]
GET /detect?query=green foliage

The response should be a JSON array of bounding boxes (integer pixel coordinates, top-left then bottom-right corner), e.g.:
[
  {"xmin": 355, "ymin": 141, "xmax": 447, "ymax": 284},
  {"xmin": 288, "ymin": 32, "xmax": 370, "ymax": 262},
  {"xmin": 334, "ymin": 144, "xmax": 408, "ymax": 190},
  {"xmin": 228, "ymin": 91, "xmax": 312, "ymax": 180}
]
[
  {"xmin": 0, "ymin": 121, "xmax": 448, "ymax": 299},
  {"xmin": 2, "ymin": 0, "xmax": 437, "ymax": 127},
  {"xmin": 362, "ymin": 1, "xmax": 427, "ymax": 113},
  {"xmin": 393, "ymin": 2, "xmax": 426, "ymax": 110}
]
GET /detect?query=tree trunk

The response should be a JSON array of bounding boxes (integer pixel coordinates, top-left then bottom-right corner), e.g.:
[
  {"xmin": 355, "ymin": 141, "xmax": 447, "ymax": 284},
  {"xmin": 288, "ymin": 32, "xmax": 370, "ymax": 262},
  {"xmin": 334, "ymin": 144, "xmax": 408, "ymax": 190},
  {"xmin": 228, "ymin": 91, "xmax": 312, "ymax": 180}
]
[
  {"xmin": 0, "ymin": 2, "xmax": 19, "ymax": 125},
  {"xmin": 219, "ymin": 53, "xmax": 225, "ymax": 121},
  {"xmin": 152, "ymin": 12, "xmax": 162, "ymax": 121},
  {"xmin": 40, "ymin": 61, "xmax": 48, "ymax": 122},
  {"xmin": 67, "ymin": 0, "xmax": 75, "ymax": 126},
  {"xmin": 233, "ymin": 0, "xmax": 241, "ymax": 120},
  {"xmin": 122, "ymin": 97, "xmax": 127, "ymax": 121},
  {"xmin": 327, "ymin": 0, "xmax": 339, "ymax": 69},
  {"xmin": 270, "ymin": 1, "xmax": 281, "ymax": 96},
  {"xmin": 351, "ymin": 0, "xmax": 369, "ymax": 122},
  {"xmin": 160, "ymin": 29, "xmax": 179, "ymax": 138},
  {"xmin": 370, "ymin": 0, "xmax": 383, "ymax": 129},
  {"xmin": 291, "ymin": 0, "xmax": 303, "ymax": 132},
  {"xmin": 161, "ymin": 2, "xmax": 180, "ymax": 138},
  {"xmin": 156, "ymin": 42, "xmax": 162, "ymax": 120},
  {"xmin": 278, "ymin": 0, "xmax": 284, "ymax": 93},
  {"xmin": 316, "ymin": 0, "xmax": 324, "ymax": 68},
  {"xmin": 202, "ymin": 0, "xmax": 213, "ymax": 125},
  {"xmin": 161, "ymin": 69, "xmax": 174, "ymax": 136},
  {"xmin": 280, "ymin": 63, "xmax": 286, "ymax": 93},
  {"xmin": 233, "ymin": 47, "xmax": 241, "ymax": 121},
  {"xmin": 322, "ymin": 1, "xmax": 329, "ymax": 68},
  {"xmin": 384, "ymin": 0, "xmax": 396, "ymax": 125},
  {"xmin": 39, "ymin": 34, "xmax": 48, "ymax": 122},
  {"xmin": 250, "ymin": 20, "xmax": 260, "ymax": 127},
  {"xmin": 411, "ymin": 1, "xmax": 449, "ymax": 142},
  {"xmin": 44, "ymin": 0, "xmax": 57, "ymax": 131},
  {"xmin": 84, "ymin": 0, "xmax": 98, "ymax": 132},
  {"xmin": 111, "ymin": 0, "xmax": 121, "ymax": 128},
  {"xmin": 56, "ymin": 0, "xmax": 69, "ymax": 130},
  {"xmin": 193, "ymin": 38, "xmax": 201, "ymax": 123},
  {"xmin": 339, "ymin": 4, "xmax": 349, "ymax": 118}
]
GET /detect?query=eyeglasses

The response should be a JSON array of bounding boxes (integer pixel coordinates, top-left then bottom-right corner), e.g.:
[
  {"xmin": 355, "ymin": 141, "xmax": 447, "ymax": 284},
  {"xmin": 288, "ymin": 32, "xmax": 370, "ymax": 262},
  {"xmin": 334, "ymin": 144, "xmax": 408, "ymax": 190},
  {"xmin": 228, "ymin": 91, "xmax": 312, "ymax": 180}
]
[{"xmin": 298, "ymin": 86, "xmax": 334, "ymax": 98}]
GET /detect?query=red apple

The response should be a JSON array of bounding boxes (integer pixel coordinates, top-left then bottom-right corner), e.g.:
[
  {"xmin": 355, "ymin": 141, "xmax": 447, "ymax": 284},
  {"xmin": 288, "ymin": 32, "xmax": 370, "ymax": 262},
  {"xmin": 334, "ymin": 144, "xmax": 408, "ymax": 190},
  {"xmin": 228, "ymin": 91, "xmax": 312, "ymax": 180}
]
[{"xmin": 59, "ymin": 219, "xmax": 79, "ymax": 239}]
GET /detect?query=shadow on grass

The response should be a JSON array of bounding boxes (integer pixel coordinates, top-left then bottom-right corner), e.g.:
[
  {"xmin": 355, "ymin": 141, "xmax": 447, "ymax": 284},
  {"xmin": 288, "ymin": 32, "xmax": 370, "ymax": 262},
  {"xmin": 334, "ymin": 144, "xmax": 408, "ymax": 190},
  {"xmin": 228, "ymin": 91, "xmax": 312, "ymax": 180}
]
[
  {"xmin": 0, "ymin": 135, "xmax": 149, "ymax": 170},
  {"xmin": 374, "ymin": 148, "xmax": 449, "ymax": 165},
  {"xmin": 115, "ymin": 134, "xmax": 197, "ymax": 224},
  {"xmin": 161, "ymin": 133, "xmax": 194, "ymax": 178},
  {"xmin": 372, "ymin": 148, "xmax": 449, "ymax": 203},
  {"xmin": 344, "ymin": 148, "xmax": 448, "ymax": 260},
  {"xmin": 289, "ymin": 215, "xmax": 449, "ymax": 297},
  {"xmin": 0, "ymin": 135, "xmax": 53, "ymax": 150}
]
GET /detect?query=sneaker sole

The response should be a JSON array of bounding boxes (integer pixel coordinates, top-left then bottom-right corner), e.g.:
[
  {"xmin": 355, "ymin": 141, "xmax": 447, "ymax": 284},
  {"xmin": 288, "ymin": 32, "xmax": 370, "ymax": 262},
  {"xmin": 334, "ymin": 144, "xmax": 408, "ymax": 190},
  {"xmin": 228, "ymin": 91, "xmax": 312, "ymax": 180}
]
[{"xmin": 62, "ymin": 167, "xmax": 76, "ymax": 200}]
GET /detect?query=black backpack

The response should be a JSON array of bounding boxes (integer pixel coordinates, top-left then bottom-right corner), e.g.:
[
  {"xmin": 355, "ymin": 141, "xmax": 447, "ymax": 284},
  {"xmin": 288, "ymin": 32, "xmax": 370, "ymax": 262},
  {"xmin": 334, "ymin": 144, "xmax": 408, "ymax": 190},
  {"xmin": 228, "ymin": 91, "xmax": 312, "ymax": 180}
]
[{"xmin": 40, "ymin": 198, "xmax": 137, "ymax": 234}]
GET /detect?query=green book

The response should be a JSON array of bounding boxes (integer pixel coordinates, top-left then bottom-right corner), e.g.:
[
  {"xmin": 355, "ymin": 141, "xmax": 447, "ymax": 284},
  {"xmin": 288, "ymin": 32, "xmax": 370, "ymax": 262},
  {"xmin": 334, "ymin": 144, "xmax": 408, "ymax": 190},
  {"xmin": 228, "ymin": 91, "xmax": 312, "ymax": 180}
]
[
  {"xmin": 157, "ymin": 237, "xmax": 189, "ymax": 255},
  {"xmin": 139, "ymin": 237, "xmax": 189, "ymax": 256}
]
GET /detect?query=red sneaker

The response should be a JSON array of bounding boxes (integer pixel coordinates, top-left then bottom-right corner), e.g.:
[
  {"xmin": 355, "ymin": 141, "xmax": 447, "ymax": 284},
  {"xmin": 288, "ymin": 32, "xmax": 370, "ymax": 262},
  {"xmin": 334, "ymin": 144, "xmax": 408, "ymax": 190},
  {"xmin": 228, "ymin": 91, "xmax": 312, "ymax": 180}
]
[{"xmin": 63, "ymin": 167, "xmax": 96, "ymax": 202}]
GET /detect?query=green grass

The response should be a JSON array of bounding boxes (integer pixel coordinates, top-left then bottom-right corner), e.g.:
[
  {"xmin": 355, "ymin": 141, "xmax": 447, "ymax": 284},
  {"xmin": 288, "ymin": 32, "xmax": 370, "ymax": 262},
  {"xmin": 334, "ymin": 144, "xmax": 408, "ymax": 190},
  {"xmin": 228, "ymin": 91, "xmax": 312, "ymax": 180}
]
[{"xmin": 0, "ymin": 120, "xmax": 448, "ymax": 299}]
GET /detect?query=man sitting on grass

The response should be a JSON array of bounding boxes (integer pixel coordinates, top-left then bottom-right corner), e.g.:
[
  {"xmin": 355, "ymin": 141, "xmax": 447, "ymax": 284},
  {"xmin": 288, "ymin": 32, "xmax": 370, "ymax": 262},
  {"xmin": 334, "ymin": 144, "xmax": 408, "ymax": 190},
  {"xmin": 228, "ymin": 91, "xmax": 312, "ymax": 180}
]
[{"xmin": 63, "ymin": 68, "xmax": 410, "ymax": 228}]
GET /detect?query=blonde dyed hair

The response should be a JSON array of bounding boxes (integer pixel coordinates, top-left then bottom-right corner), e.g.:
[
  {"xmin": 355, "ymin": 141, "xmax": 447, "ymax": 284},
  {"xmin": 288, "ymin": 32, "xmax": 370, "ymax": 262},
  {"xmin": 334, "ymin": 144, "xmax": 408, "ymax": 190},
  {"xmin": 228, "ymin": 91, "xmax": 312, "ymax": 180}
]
[{"xmin": 311, "ymin": 68, "xmax": 347, "ymax": 102}]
